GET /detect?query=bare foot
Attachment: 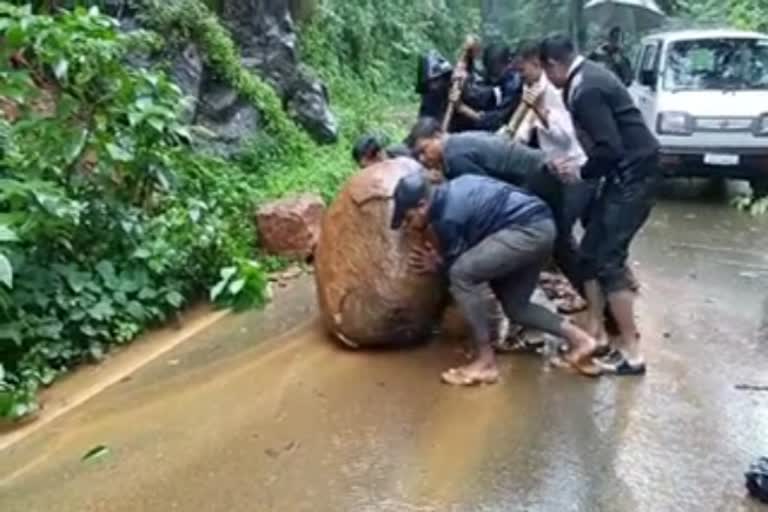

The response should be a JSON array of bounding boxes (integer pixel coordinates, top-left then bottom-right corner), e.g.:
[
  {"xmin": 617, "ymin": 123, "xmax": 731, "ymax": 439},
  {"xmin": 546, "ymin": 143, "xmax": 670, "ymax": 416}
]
[
  {"xmin": 441, "ymin": 364, "xmax": 500, "ymax": 386},
  {"xmin": 560, "ymin": 324, "xmax": 601, "ymax": 377},
  {"xmin": 562, "ymin": 344, "xmax": 601, "ymax": 377}
]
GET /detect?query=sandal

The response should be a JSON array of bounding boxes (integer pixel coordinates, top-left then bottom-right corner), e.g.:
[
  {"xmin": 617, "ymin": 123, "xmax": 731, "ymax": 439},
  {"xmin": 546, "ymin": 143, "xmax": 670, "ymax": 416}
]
[
  {"xmin": 561, "ymin": 343, "xmax": 604, "ymax": 378},
  {"xmin": 494, "ymin": 328, "xmax": 545, "ymax": 354},
  {"xmin": 494, "ymin": 337, "xmax": 544, "ymax": 354},
  {"xmin": 441, "ymin": 367, "xmax": 499, "ymax": 386}
]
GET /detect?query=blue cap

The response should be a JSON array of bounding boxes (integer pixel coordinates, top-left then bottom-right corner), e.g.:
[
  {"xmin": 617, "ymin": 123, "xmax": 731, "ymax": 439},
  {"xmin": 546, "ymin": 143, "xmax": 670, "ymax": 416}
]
[{"xmin": 390, "ymin": 172, "xmax": 429, "ymax": 229}]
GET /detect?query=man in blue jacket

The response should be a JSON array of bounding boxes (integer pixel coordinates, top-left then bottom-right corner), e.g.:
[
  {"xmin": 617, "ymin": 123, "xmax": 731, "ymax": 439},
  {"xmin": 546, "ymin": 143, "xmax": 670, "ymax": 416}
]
[{"xmin": 390, "ymin": 171, "xmax": 599, "ymax": 385}]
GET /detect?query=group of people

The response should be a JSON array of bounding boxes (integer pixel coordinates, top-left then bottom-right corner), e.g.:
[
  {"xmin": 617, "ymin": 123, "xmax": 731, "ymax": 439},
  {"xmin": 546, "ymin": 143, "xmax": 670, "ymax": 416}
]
[{"xmin": 352, "ymin": 32, "xmax": 659, "ymax": 386}]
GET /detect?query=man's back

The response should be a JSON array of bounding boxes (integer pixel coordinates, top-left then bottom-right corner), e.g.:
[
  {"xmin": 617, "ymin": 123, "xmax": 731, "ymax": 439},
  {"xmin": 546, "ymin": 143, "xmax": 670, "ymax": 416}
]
[
  {"xmin": 442, "ymin": 131, "xmax": 544, "ymax": 184},
  {"xmin": 569, "ymin": 60, "xmax": 659, "ymax": 178},
  {"xmin": 430, "ymin": 175, "xmax": 549, "ymax": 266}
]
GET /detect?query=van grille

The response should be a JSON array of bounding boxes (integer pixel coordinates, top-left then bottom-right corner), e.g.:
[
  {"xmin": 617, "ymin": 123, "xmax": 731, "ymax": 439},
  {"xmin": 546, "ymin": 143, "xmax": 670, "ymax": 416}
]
[{"xmin": 695, "ymin": 117, "xmax": 754, "ymax": 132}]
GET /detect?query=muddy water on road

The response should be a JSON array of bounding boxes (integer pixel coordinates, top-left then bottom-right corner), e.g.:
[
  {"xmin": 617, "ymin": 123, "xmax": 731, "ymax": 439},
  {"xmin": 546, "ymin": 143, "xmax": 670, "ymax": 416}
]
[{"xmin": 2, "ymin": 184, "xmax": 768, "ymax": 512}]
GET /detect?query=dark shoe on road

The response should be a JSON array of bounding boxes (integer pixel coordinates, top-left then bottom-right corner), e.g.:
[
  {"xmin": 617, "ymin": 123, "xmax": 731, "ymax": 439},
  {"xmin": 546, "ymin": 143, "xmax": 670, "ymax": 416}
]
[{"xmin": 595, "ymin": 350, "xmax": 647, "ymax": 376}]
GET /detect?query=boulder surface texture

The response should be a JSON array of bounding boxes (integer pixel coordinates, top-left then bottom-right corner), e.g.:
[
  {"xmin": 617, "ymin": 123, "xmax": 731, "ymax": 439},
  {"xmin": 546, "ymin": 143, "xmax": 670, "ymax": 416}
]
[{"xmin": 314, "ymin": 158, "xmax": 446, "ymax": 348}]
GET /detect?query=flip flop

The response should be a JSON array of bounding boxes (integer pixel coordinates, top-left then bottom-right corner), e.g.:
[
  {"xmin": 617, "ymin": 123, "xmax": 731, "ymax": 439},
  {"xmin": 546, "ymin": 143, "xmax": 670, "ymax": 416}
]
[
  {"xmin": 561, "ymin": 344, "xmax": 603, "ymax": 377},
  {"xmin": 550, "ymin": 352, "xmax": 601, "ymax": 377},
  {"xmin": 568, "ymin": 357, "xmax": 603, "ymax": 378},
  {"xmin": 441, "ymin": 367, "xmax": 499, "ymax": 386},
  {"xmin": 494, "ymin": 337, "xmax": 544, "ymax": 354}
]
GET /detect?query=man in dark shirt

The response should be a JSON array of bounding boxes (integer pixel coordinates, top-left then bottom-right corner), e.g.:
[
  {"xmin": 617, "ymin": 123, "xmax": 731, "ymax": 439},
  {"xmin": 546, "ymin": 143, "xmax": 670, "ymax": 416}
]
[
  {"xmin": 416, "ymin": 51, "xmax": 454, "ymax": 122},
  {"xmin": 390, "ymin": 171, "xmax": 599, "ymax": 385},
  {"xmin": 454, "ymin": 44, "xmax": 523, "ymax": 132},
  {"xmin": 540, "ymin": 34, "xmax": 661, "ymax": 376},
  {"xmin": 405, "ymin": 118, "xmax": 585, "ymax": 307},
  {"xmin": 588, "ymin": 27, "xmax": 633, "ymax": 87}
]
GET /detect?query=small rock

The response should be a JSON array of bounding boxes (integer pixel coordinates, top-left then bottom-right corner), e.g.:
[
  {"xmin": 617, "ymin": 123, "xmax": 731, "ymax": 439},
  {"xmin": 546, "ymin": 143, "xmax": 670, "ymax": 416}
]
[
  {"xmin": 257, "ymin": 195, "xmax": 325, "ymax": 260},
  {"xmin": 278, "ymin": 267, "xmax": 303, "ymax": 281},
  {"xmin": 663, "ymin": 331, "xmax": 671, "ymax": 339}
]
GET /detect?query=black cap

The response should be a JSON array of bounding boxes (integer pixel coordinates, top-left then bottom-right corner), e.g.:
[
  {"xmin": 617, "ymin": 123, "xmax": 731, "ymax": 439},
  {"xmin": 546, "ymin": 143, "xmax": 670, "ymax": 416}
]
[
  {"xmin": 385, "ymin": 143, "xmax": 413, "ymax": 159},
  {"xmin": 390, "ymin": 172, "xmax": 429, "ymax": 230},
  {"xmin": 352, "ymin": 134, "xmax": 386, "ymax": 164}
]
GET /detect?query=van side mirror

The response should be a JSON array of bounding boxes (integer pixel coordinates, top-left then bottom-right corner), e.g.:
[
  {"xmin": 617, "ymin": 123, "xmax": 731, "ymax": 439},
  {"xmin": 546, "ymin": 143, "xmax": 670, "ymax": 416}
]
[{"xmin": 640, "ymin": 69, "xmax": 657, "ymax": 88}]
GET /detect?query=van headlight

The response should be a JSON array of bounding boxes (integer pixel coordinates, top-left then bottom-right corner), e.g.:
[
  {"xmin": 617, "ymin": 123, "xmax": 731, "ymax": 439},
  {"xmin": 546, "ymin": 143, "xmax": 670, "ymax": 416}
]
[
  {"xmin": 657, "ymin": 112, "xmax": 693, "ymax": 136},
  {"xmin": 756, "ymin": 114, "xmax": 768, "ymax": 136}
]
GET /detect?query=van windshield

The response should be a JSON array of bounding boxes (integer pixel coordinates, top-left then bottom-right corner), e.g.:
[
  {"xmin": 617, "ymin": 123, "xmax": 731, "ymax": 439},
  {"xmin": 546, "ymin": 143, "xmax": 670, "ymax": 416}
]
[{"xmin": 663, "ymin": 38, "xmax": 768, "ymax": 91}]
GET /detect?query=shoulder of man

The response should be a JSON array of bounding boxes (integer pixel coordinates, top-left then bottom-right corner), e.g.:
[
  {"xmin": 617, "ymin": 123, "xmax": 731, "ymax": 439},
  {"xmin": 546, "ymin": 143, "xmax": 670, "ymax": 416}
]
[{"xmin": 571, "ymin": 61, "xmax": 620, "ymax": 102}]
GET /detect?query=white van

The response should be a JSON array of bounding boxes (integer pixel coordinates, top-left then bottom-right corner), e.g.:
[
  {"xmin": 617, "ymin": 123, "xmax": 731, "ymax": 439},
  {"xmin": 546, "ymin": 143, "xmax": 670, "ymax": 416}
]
[{"xmin": 629, "ymin": 29, "xmax": 768, "ymax": 195}]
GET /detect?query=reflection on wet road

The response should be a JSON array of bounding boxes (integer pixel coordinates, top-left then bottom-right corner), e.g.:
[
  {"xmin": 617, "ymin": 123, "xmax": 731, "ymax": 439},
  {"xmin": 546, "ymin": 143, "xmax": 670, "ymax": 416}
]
[{"xmin": 1, "ymin": 182, "xmax": 768, "ymax": 512}]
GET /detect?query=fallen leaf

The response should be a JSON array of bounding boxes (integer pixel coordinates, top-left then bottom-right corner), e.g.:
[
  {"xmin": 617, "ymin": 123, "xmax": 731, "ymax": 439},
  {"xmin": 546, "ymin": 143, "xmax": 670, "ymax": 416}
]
[{"xmin": 82, "ymin": 445, "xmax": 110, "ymax": 462}]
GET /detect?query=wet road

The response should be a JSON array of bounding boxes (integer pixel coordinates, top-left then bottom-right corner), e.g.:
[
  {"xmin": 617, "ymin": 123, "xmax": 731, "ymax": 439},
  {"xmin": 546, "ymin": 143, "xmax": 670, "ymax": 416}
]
[{"xmin": 2, "ymin": 182, "xmax": 768, "ymax": 512}]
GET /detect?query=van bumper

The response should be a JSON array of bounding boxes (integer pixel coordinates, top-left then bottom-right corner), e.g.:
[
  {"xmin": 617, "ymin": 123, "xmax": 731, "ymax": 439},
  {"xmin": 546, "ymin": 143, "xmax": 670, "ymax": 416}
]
[{"xmin": 659, "ymin": 146, "xmax": 768, "ymax": 180}]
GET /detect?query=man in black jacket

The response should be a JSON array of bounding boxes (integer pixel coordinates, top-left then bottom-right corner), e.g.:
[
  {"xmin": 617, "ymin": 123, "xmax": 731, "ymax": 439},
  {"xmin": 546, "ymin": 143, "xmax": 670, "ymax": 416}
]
[
  {"xmin": 454, "ymin": 44, "xmax": 523, "ymax": 132},
  {"xmin": 405, "ymin": 118, "xmax": 585, "ymax": 312},
  {"xmin": 390, "ymin": 172, "xmax": 599, "ymax": 385},
  {"xmin": 540, "ymin": 34, "xmax": 661, "ymax": 376}
]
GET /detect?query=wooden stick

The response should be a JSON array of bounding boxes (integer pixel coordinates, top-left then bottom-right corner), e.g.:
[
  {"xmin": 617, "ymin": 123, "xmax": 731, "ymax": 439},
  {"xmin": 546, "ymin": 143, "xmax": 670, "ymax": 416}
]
[
  {"xmin": 442, "ymin": 35, "xmax": 479, "ymax": 133},
  {"xmin": 497, "ymin": 100, "xmax": 532, "ymax": 139}
]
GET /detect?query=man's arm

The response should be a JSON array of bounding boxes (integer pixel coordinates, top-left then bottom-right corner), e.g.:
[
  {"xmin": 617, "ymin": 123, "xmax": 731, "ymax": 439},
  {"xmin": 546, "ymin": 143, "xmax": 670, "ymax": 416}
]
[
  {"xmin": 434, "ymin": 219, "xmax": 466, "ymax": 273},
  {"xmin": 572, "ymin": 86, "xmax": 624, "ymax": 179},
  {"xmin": 444, "ymin": 151, "xmax": 492, "ymax": 179}
]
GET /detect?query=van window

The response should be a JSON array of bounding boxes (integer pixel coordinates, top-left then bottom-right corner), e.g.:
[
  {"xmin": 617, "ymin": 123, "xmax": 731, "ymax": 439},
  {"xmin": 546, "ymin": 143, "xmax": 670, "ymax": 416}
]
[{"xmin": 663, "ymin": 38, "xmax": 768, "ymax": 91}]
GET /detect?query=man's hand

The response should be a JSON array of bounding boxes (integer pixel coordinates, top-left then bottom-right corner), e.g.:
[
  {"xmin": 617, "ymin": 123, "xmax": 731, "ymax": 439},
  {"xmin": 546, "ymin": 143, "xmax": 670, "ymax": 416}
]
[
  {"xmin": 449, "ymin": 84, "xmax": 462, "ymax": 103},
  {"xmin": 456, "ymin": 102, "xmax": 481, "ymax": 121},
  {"xmin": 522, "ymin": 85, "xmax": 543, "ymax": 108},
  {"xmin": 409, "ymin": 243, "xmax": 442, "ymax": 274},
  {"xmin": 427, "ymin": 168, "xmax": 445, "ymax": 184},
  {"xmin": 548, "ymin": 157, "xmax": 582, "ymax": 184}
]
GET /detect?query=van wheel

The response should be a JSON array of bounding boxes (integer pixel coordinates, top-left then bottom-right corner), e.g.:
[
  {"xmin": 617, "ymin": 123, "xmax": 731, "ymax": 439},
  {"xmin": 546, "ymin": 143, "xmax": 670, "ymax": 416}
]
[{"xmin": 750, "ymin": 178, "xmax": 768, "ymax": 199}]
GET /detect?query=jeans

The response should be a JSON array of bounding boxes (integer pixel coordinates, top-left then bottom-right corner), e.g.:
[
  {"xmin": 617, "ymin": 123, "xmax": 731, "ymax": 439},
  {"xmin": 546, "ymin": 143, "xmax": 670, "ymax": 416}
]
[
  {"xmin": 580, "ymin": 155, "xmax": 661, "ymax": 295},
  {"xmin": 448, "ymin": 220, "xmax": 564, "ymax": 344}
]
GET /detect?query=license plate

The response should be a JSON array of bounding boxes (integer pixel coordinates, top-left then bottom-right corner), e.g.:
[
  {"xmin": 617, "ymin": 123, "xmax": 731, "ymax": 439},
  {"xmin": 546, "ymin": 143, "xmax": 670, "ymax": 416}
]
[{"xmin": 704, "ymin": 153, "xmax": 740, "ymax": 166}]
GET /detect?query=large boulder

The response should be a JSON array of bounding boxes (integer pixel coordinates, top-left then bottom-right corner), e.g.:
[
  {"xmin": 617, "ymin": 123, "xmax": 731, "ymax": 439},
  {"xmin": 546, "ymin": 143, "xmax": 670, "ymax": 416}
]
[{"xmin": 314, "ymin": 158, "xmax": 447, "ymax": 348}]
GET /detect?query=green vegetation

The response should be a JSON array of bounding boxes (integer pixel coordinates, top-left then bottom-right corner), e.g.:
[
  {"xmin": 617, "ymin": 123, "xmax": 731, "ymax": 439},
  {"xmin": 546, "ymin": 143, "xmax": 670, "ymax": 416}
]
[{"xmin": 0, "ymin": 0, "xmax": 479, "ymax": 418}]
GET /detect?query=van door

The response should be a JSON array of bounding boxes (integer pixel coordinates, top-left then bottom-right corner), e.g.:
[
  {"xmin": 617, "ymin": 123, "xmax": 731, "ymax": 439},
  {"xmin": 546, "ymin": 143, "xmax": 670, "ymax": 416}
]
[{"xmin": 630, "ymin": 40, "xmax": 662, "ymax": 128}]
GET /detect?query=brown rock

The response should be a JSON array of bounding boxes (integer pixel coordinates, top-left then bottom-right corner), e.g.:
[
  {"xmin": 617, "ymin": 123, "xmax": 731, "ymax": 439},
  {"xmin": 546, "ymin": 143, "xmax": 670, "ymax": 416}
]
[
  {"xmin": 313, "ymin": 158, "xmax": 447, "ymax": 348},
  {"xmin": 257, "ymin": 194, "xmax": 325, "ymax": 260}
]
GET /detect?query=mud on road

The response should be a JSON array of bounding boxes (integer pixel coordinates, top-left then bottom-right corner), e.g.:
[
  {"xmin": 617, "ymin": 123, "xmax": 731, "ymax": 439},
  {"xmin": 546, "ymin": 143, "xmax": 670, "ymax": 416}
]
[{"xmin": 2, "ymin": 182, "xmax": 768, "ymax": 512}]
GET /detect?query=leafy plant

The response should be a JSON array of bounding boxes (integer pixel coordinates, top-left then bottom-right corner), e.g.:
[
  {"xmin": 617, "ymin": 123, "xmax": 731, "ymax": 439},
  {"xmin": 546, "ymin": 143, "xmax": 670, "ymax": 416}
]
[{"xmin": 210, "ymin": 259, "xmax": 270, "ymax": 312}]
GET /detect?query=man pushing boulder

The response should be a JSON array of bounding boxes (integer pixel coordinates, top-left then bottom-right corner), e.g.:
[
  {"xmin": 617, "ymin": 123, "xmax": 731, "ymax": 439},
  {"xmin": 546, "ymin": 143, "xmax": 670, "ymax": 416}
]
[{"xmin": 390, "ymin": 171, "xmax": 600, "ymax": 385}]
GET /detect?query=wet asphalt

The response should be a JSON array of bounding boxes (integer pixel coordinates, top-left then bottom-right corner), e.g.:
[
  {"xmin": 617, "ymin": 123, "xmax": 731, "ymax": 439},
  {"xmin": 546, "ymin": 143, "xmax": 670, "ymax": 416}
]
[{"xmin": 1, "ymin": 180, "xmax": 768, "ymax": 512}]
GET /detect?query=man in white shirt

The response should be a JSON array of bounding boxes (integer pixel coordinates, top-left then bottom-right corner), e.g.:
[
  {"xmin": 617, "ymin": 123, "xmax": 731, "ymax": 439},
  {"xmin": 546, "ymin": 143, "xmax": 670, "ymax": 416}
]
[
  {"xmin": 512, "ymin": 41, "xmax": 603, "ymax": 318},
  {"xmin": 514, "ymin": 41, "xmax": 587, "ymax": 172}
]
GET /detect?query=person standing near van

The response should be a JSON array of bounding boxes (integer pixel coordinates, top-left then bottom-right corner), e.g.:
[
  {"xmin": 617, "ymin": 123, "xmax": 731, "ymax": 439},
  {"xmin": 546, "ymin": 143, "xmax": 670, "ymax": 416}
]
[
  {"xmin": 589, "ymin": 27, "xmax": 633, "ymax": 86},
  {"xmin": 539, "ymin": 34, "xmax": 660, "ymax": 376}
]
